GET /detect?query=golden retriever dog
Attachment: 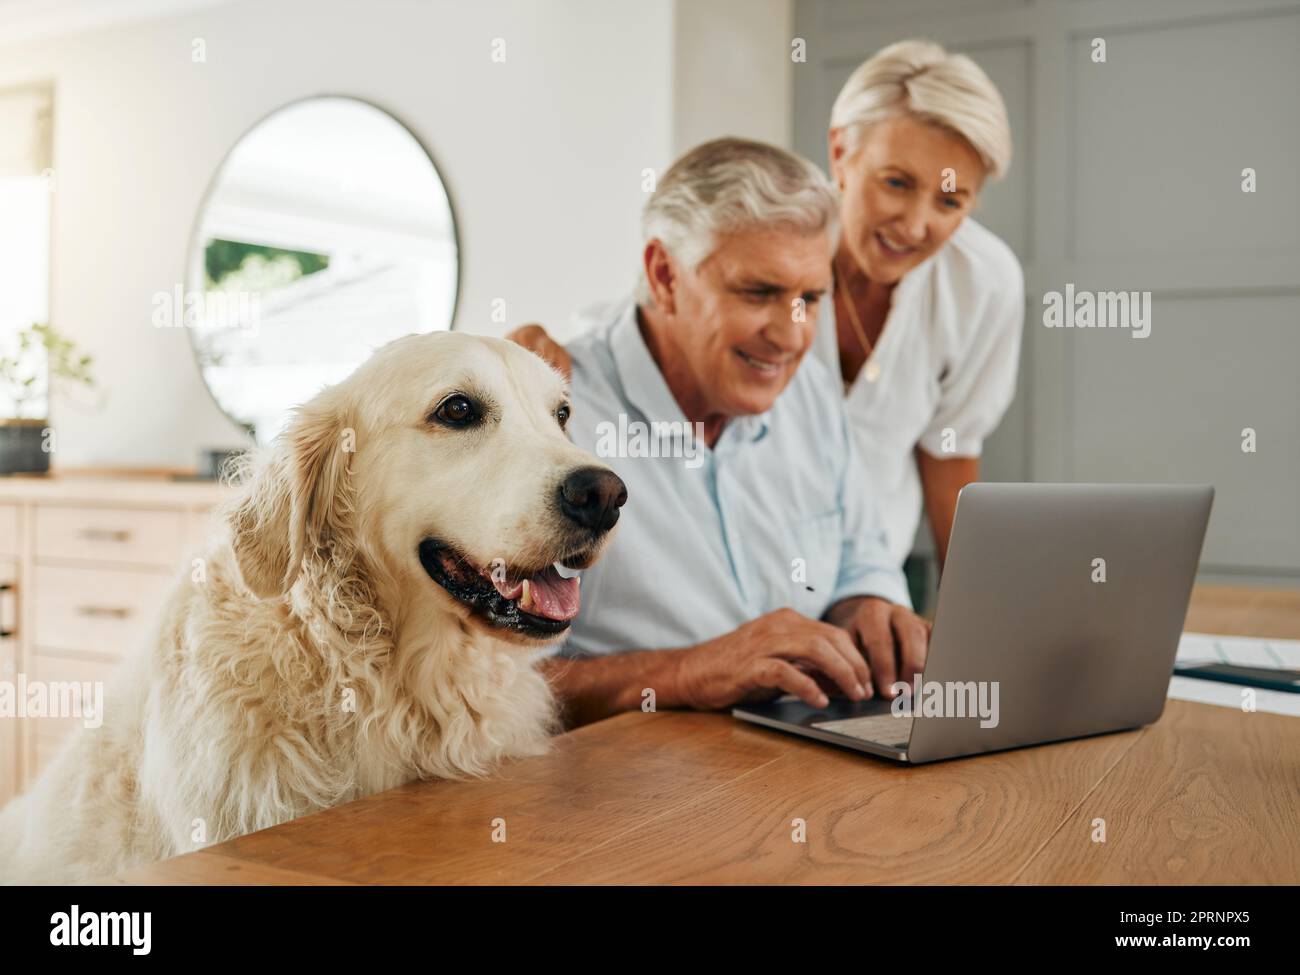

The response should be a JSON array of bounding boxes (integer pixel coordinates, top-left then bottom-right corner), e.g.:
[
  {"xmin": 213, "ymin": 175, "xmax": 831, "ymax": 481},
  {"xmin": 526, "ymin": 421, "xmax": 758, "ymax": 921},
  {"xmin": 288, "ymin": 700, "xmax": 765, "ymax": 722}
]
[{"xmin": 0, "ymin": 331, "xmax": 626, "ymax": 884}]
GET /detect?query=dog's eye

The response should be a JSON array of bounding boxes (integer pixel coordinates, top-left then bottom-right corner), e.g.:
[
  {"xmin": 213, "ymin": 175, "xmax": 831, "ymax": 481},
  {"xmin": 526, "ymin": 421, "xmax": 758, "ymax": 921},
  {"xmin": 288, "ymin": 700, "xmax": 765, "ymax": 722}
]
[
  {"xmin": 556, "ymin": 403, "xmax": 570, "ymax": 430},
  {"xmin": 432, "ymin": 394, "xmax": 480, "ymax": 428}
]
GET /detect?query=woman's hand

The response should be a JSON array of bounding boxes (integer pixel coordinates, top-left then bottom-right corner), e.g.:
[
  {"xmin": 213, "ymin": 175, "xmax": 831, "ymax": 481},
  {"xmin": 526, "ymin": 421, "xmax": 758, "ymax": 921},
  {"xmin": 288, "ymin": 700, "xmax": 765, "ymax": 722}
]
[{"xmin": 506, "ymin": 323, "xmax": 572, "ymax": 379}]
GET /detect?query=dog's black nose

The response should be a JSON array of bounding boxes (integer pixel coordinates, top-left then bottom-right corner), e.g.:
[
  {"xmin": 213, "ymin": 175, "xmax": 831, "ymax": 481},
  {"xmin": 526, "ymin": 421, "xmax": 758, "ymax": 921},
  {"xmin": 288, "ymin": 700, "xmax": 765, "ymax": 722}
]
[{"xmin": 558, "ymin": 467, "xmax": 628, "ymax": 533}]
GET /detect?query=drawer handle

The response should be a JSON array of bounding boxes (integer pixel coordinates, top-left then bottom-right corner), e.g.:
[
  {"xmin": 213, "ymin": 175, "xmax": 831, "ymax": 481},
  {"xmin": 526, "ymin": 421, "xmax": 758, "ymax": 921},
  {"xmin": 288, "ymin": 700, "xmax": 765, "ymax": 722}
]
[
  {"xmin": 0, "ymin": 583, "xmax": 13, "ymax": 638},
  {"xmin": 76, "ymin": 605, "xmax": 133, "ymax": 619},
  {"xmin": 78, "ymin": 528, "xmax": 132, "ymax": 543}
]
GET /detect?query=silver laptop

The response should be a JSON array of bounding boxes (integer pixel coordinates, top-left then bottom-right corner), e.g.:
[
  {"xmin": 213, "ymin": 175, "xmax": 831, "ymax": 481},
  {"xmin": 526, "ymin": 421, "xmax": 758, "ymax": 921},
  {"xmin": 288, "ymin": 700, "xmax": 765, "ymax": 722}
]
[{"xmin": 733, "ymin": 483, "xmax": 1214, "ymax": 763}]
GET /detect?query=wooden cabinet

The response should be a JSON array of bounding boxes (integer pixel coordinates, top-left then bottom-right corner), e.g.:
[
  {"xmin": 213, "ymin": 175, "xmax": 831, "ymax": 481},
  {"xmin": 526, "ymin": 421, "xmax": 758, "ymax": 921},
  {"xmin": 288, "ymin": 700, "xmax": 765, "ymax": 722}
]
[
  {"xmin": 0, "ymin": 555, "xmax": 18, "ymax": 803},
  {"xmin": 0, "ymin": 477, "xmax": 233, "ymax": 806}
]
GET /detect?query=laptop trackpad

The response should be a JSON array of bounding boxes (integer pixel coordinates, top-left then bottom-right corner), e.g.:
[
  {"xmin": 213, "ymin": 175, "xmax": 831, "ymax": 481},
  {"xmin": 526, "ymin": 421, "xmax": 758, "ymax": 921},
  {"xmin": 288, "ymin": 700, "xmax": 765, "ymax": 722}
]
[{"xmin": 812, "ymin": 712, "xmax": 914, "ymax": 746}]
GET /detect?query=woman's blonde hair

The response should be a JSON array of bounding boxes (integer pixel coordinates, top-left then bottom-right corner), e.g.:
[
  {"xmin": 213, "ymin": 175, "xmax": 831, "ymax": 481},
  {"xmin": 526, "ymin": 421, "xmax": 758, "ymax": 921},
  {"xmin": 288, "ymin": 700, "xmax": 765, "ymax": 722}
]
[{"xmin": 830, "ymin": 39, "xmax": 1012, "ymax": 181}]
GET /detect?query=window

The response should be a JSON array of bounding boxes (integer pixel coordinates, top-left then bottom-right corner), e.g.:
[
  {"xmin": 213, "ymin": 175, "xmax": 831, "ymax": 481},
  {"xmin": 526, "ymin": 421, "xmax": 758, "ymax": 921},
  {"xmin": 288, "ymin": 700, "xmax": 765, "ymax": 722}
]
[{"xmin": 0, "ymin": 85, "xmax": 53, "ymax": 418}]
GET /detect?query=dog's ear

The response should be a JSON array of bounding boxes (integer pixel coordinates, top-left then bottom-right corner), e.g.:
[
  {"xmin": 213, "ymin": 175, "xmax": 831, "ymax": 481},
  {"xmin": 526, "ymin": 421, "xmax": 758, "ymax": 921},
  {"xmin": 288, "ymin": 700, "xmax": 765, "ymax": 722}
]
[{"xmin": 228, "ymin": 398, "xmax": 355, "ymax": 598}]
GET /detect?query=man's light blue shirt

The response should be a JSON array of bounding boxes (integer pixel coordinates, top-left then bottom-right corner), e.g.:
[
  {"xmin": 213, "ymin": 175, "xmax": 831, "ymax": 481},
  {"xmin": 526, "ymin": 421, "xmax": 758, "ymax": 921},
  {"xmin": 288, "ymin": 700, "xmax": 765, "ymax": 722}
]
[{"xmin": 551, "ymin": 298, "xmax": 909, "ymax": 659}]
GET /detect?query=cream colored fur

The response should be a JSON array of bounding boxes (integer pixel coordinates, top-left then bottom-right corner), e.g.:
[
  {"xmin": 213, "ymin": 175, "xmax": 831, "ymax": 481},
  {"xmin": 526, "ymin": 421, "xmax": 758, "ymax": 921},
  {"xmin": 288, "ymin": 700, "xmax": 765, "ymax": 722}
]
[{"xmin": 0, "ymin": 332, "xmax": 612, "ymax": 884}]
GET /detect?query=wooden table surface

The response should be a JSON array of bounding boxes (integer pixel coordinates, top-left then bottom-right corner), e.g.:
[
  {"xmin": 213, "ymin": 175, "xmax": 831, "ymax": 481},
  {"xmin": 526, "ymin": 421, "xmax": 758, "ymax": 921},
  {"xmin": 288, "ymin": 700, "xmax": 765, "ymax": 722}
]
[{"xmin": 115, "ymin": 585, "xmax": 1300, "ymax": 885}]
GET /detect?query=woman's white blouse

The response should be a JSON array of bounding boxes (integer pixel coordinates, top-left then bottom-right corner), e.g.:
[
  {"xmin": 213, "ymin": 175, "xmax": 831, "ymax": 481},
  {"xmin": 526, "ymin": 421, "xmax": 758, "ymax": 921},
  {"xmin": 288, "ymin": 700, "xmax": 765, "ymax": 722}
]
[{"xmin": 810, "ymin": 217, "xmax": 1025, "ymax": 565}]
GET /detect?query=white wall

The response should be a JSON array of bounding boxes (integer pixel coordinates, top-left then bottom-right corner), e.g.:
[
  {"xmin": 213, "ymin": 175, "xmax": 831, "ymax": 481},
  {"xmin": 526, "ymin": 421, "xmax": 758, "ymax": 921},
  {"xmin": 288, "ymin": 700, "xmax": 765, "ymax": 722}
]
[
  {"xmin": 0, "ymin": 0, "xmax": 678, "ymax": 466},
  {"xmin": 672, "ymin": 0, "xmax": 793, "ymax": 154}
]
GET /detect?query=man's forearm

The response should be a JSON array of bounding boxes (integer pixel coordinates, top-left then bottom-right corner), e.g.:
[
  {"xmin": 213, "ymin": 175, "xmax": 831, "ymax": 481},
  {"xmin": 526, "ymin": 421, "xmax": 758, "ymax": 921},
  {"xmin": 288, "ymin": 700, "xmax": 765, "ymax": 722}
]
[{"xmin": 538, "ymin": 647, "xmax": 691, "ymax": 729}]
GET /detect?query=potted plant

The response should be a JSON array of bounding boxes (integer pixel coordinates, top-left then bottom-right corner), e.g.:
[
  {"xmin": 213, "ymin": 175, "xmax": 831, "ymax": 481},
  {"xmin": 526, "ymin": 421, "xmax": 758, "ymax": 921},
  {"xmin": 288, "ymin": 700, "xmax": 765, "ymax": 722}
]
[{"xmin": 0, "ymin": 323, "xmax": 95, "ymax": 475}]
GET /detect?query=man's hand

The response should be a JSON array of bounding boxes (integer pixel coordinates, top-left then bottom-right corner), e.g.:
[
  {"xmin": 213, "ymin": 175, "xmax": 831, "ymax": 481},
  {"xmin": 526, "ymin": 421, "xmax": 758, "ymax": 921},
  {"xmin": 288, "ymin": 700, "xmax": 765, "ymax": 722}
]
[
  {"xmin": 671, "ymin": 608, "xmax": 875, "ymax": 711},
  {"xmin": 506, "ymin": 323, "xmax": 572, "ymax": 378},
  {"xmin": 824, "ymin": 596, "xmax": 930, "ymax": 699}
]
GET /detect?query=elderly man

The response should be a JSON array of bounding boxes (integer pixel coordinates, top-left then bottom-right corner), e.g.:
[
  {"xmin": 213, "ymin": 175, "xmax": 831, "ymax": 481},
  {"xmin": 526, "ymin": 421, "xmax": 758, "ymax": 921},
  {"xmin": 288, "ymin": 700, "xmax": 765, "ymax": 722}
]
[{"xmin": 516, "ymin": 138, "xmax": 930, "ymax": 728}]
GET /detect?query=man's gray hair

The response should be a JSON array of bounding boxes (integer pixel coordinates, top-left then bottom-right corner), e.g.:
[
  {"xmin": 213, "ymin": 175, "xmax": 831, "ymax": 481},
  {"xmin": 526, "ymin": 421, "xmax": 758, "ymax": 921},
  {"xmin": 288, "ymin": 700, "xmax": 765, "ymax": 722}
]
[{"xmin": 636, "ymin": 137, "xmax": 839, "ymax": 304}]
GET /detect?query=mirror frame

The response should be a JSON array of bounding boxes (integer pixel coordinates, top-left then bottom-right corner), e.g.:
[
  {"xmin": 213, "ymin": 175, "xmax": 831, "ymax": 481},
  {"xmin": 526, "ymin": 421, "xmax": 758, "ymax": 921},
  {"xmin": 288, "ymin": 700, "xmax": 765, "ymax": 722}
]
[{"xmin": 183, "ymin": 94, "xmax": 463, "ymax": 442}]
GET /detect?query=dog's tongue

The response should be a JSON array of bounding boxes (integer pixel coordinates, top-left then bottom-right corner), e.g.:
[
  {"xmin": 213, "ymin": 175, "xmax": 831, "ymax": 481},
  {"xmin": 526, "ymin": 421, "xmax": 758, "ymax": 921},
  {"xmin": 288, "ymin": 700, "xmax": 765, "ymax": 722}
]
[
  {"xmin": 487, "ymin": 564, "xmax": 580, "ymax": 621},
  {"xmin": 521, "ymin": 566, "xmax": 581, "ymax": 621}
]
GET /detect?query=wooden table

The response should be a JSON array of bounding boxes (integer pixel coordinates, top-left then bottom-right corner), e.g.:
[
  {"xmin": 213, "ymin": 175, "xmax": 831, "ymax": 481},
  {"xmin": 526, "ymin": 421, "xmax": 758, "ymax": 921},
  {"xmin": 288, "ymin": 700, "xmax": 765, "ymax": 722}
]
[{"xmin": 116, "ymin": 585, "xmax": 1300, "ymax": 885}]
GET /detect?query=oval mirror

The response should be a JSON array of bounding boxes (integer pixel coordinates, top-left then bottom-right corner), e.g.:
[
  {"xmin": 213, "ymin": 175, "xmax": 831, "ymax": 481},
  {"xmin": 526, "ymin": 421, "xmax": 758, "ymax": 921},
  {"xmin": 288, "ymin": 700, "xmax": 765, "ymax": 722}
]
[{"xmin": 186, "ymin": 96, "xmax": 458, "ymax": 445}]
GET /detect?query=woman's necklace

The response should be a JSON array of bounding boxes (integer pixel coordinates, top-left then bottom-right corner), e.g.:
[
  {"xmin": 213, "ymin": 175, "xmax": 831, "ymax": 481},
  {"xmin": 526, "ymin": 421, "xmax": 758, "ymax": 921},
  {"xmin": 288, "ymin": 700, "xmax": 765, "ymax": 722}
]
[{"xmin": 835, "ymin": 260, "xmax": 882, "ymax": 385}]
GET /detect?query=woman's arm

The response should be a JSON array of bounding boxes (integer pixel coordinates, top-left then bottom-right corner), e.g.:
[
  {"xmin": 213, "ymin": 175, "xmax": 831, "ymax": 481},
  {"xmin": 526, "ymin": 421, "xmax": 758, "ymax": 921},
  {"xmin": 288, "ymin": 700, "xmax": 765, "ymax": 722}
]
[{"xmin": 916, "ymin": 448, "xmax": 979, "ymax": 570}]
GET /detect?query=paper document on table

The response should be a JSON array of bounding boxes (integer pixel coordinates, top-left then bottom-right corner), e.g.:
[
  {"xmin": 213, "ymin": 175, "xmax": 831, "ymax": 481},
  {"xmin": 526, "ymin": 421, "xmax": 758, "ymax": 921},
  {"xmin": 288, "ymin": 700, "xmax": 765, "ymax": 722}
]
[
  {"xmin": 1175, "ymin": 632, "xmax": 1300, "ymax": 668},
  {"xmin": 1168, "ymin": 632, "xmax": 1300, "ymax": 717}
]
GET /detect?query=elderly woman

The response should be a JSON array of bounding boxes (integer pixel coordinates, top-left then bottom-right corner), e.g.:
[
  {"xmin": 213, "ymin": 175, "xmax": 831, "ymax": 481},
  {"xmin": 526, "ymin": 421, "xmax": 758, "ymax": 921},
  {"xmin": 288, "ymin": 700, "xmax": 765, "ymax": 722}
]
[
  {"xmin": 817, "ymin": 39, "xmax": 1022, "ymax": 577},
  {"xmin": 513, "ymin": 40, "xmax": 1022, "ymax": 592}
]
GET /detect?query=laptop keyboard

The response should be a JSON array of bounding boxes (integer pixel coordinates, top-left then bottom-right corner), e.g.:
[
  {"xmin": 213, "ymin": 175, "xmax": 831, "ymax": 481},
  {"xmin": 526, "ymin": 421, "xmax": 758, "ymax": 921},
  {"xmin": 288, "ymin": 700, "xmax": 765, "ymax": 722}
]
[{"xmin": 812, "ymin": 713, "xmax": 913, "ymax": 749}]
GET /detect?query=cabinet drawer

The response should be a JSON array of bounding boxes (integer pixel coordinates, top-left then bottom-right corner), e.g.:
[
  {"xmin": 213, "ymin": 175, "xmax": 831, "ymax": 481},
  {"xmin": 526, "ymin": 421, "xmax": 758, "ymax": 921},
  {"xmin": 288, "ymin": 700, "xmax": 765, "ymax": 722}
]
[
  {"xmin": 32, "ymin": 564, "xmax": 172, "ymax": 658},
  {"xmin": 26, "ymin": 654, "xmax": 121, "ymax": 777},
  {"xmin": 0, "ymin": 638, "xmax": 15, "ymax": 804},
  {"xmin": 0, "ymin": 504, "xmax": 17, "ymax": 556},
  {"xmin": 35, "ymin": 505, "xmax": 185, "ymax": 568}
]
